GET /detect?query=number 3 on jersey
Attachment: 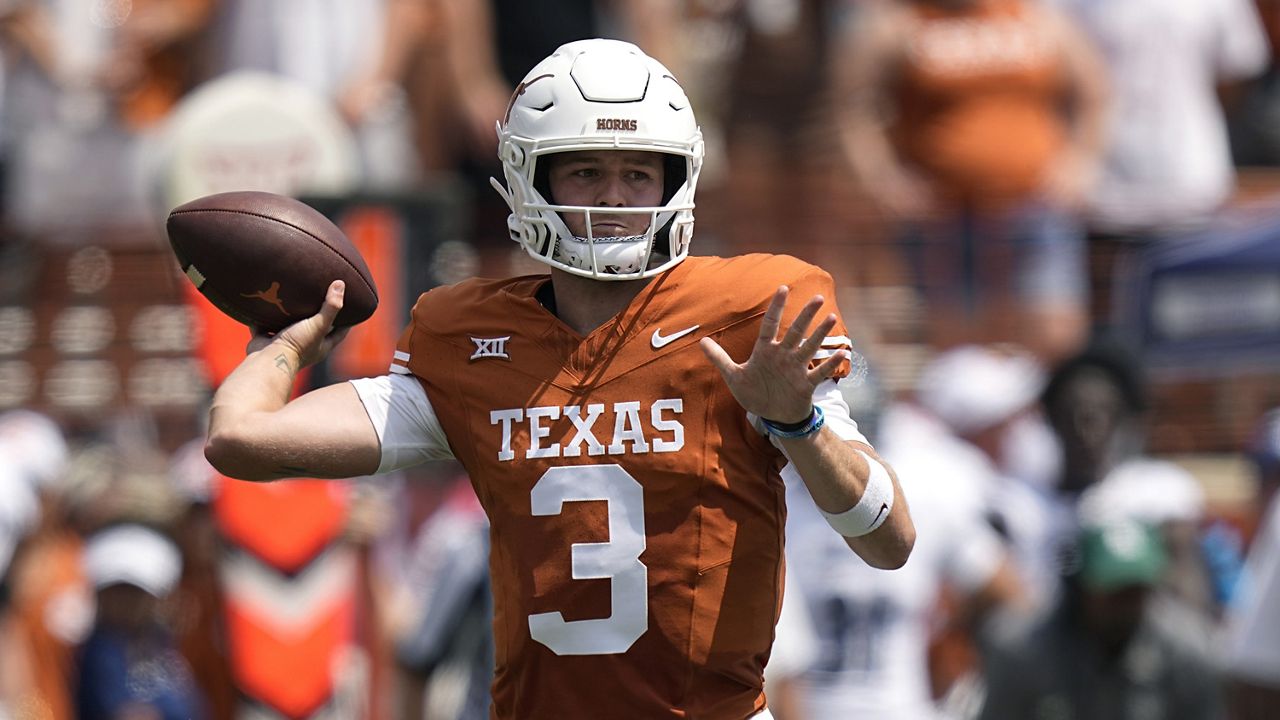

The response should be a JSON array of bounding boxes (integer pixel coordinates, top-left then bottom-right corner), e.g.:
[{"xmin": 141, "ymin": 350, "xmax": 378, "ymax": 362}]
[{"xmin": 528, "ymin": 465, "xmax": 648, "ymax": 655}]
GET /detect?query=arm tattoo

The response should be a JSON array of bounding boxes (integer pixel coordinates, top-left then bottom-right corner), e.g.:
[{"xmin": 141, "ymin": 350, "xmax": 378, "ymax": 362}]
[{"xmin": 273, "ymin": 353, "xmax": 294, "ymax": 375}]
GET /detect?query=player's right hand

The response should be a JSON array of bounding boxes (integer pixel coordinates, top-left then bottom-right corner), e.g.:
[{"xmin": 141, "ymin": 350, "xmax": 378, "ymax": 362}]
[
  {"xmin": 246, "ymin": 280, "xmax": 351, "ymax": 368},
  {"xmin": 700, "ymin": 286, "xmax": 846, "ymax": 425}
]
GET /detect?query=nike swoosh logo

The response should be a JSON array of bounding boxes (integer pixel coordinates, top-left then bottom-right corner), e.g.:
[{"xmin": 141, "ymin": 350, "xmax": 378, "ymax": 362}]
[
  {"xmin": 651, "ymin": 325, "xmax": 700, "ymax": 349},
  {"xmin": 870, "ymin": 502, "xmax": 889, "ymax": 528}
]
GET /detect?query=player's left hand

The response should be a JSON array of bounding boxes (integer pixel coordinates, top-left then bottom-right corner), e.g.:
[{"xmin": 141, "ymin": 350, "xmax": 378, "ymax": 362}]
[{"xmin": 700, "ymin": 286, "xmax": 847, "ymax": 425}]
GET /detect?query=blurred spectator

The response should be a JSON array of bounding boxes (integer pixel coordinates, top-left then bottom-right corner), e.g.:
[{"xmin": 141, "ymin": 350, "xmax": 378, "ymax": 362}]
[
  {"xmin": 0, "ymin": 410, "xmax": 69, "ymax": 492},
  {"xmin": 1229, "ymin": 0, "xmax": 1280, "ymax": 166},
  {"xmin": 760, "ymin": 563, "xmax": 818, "ymax": 720},
  {"xmin": 165, "ymin": 439, "xmax": 234, "ymax": 720},
  {"xmin": 713, "ymin": 0, "xmax": 848, "ymax": 256},
  {"xmin": 0, "ymin": 415, "xmax": 47, "ymax": 580},
  {"xmin": 778, "ymin": 400, "xmax": 1025, "ymax": 719},
  {"xmin": 76, "ymin": 524, "xmax": 207, "ymax": 720},
  {"xmin": 979, "ymin": 520, "xmax": 1222, "ymax": 720},
  {"xmin": 910, "ymin": 344, "xmax": 1073, "ymax": 608},
  {"xmin": 1040, "ymin": 341, "xmax": 1147, "ymax": 498},
  {"xmin": 833, "ymin": 0, "xmax": 1108, "ymax": 360},
  {"xmin": 1053, "ymin": 0, "xmax": 1270, "ymax": 324},
  {"xmin": 1, "ymin": 416, "xmax": 209, "ymax": 720},
  {"xmin": 0, "ymin": 0, "xmax": 215, "ymax": 230},
  {"xmin": 0, "ymin": 451, "xmax": 43, "ymax": 718},
  {"xmin": 1041, "ymin": 340, "xmax": 1220, "ymax": 616},
  {"xmin": 0, "ymin": 410, "xmax": 86, "ymax": 720},
  {"xmin": 435, "ymin": 0, "xmax": 688, "ymax": 140},
  {"xmin": 1224, "ymin": 498, "xmax": 1280, "ymax": 718},
  {"xmin": 1223, "ymin": 409, "xmax": 1280, "ymax": 719},
  {"xmin": 1246, "ymin": 408, "xmax": 1280, "ymax": 532},
  {"xmin": 382, "ymin": 473, "xmax": 491, "ymax": 720}
]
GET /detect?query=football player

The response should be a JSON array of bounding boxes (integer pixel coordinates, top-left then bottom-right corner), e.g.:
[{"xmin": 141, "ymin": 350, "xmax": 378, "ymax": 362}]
[{"xmin": 204, "ymin": 39, "xmax": 915, "ymax": 720}]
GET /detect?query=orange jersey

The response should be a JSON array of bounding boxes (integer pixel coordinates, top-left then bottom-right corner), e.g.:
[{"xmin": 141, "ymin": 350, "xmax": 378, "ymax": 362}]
[
  {"xmin": 894, "ymin": 0, "xmax": 1067, "ymax": 205},
  {"xmin": 390, "ymin": 254, "xmax": 853, "ymax": 719}
]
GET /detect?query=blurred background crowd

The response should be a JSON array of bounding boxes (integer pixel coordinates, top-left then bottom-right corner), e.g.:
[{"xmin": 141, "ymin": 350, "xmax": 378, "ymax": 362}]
[{"xmin": 2, "ymin": 0, "xmax": 1280, "ymax": 718}]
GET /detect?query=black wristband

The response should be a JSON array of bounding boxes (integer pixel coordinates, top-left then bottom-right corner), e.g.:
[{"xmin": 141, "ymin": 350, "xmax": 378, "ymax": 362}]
[{"xmin": 760, "ymin": 406, "xmax": 825, "ymax": 438}]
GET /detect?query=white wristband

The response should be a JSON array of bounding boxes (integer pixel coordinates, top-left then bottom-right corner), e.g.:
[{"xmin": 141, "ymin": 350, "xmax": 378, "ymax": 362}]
[{"xmin": 820, "ymin": 450, "xmax": 894, "ymax": 537}]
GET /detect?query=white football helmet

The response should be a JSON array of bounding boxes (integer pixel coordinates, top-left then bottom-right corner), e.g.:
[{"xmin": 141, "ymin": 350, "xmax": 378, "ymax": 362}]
[{"xmin": 491, "ymin": 39, "xmax": 704, "ymax": 280}]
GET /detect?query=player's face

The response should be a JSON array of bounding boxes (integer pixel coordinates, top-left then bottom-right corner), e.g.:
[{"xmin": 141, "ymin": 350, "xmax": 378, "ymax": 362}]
[{"xmin": 547, "ymin": 150, "xmax": 665, "ymax": 238}]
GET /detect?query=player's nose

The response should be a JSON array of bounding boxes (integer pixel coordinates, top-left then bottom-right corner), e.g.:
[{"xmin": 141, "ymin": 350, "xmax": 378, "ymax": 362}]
[{"xmin": 595, "ymin": 172, "xmax": 628, "ymax": 207}]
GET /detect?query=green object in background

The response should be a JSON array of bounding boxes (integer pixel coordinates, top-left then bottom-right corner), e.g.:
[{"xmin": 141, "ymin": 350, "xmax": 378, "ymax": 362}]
[{"xmin": 1079, "ymin": 520, "xmax": 1167, "ymax": 592}]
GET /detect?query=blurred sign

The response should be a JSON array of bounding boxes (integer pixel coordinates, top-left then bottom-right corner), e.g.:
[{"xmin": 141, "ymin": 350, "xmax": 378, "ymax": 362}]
[
  {"xmin": 1120, "ymin": 210, "xmax": 1280, "ymax": 375},
  {"xmin": 1151, "ymin": 273, "xmax": 1280, "ymax": 340},
  {"xmin": 0, "ymin": 240, "xmax": 207, "ymax": 420},
  {"xmin": 158, "ymin": 71, "xmax": 360, "ymax": 209}
]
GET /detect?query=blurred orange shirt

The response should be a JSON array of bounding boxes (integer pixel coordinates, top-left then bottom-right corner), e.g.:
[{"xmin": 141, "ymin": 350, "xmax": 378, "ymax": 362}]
[
  {"xmin": 893, "ymin": 0, "xmax": 1067, "ymax": 207},
  {"xmin": 8, "ymin": 533, "xmax": 90, "ymax": 720}
]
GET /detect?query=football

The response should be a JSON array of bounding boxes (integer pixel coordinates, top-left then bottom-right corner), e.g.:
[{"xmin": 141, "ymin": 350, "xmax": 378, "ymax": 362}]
[{"xmin": 166, "ymin": 191, "xmax": 378, "ymax": 333}]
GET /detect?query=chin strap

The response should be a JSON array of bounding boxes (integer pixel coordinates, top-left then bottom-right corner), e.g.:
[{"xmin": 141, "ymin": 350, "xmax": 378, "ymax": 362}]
[{"xmin": 572, "ymin": 234, "xmax": 648, "ymax": 245}]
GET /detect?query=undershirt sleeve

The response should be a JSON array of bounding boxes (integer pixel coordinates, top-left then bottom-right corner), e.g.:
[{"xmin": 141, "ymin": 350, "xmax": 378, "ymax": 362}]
[{"xmin": 350, "ymin": 374, "xmax": 455, "ymax": 473}]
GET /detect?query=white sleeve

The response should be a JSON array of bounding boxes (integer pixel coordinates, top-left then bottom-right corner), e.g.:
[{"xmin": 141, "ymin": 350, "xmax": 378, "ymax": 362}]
[
  {"xmin": 1215, "ymin": 0, "xmax": 1270, "ymax": 79},
  {"xmin": 1226, "ymin": 499, "xmax": 1280, "ymax": 684},
  {"xmin": 750, "ymin": 380, "xmax": 870, "ymax": 452},
  {"xmin": 940, "ymin": 511, "xmax": 1006, "ymax": 595},
  {"xmin": 349, "ymin": 374, "xmax": 454, "ymax": 473},
  {"xmin": 895, "ymin": 452, "xmax": 1005, "ymax": 595}
]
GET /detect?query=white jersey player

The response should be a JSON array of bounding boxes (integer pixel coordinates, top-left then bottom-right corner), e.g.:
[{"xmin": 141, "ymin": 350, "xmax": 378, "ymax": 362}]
[{"xmin": 779, "ymin": 403, "xmax": 1023, "ymax": 719}]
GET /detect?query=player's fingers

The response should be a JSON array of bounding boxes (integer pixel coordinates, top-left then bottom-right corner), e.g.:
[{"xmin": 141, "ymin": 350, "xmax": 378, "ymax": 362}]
[
  {"xmin": 317, "ymin": 280, "xmax": 345, "ymax": 328},
  {"xmin": 757, "ymin": 286, "xmax": 788, "ymax": 343},
  {"xmin": 699, "ymin": 337, "xmax": 739, "ymax": 378},
  {"xmin": 782, "ymin": 295, "xmax": 824, "ymax": 349},
  {"xmin": 800, "ymin": 313, "xmax": 838, "ymax": 360},
  {"xmin": 807, "ymin": 348, "xmax": 849, "ymax": 383}
]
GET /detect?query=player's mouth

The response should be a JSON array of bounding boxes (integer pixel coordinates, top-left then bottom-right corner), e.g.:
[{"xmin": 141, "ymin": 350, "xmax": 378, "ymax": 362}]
[{"xmin": 591, "ymin": 219, "xmax": 643, "ymax": 237}]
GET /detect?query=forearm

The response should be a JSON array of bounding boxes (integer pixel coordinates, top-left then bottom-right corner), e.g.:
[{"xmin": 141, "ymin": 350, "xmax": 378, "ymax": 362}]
[
  {"xmin": 2, "ymin": 5, "xmax": 57, "ymax": 78},
  {"xmin": 371, "ymin": 0, "xmax": 434, "ymax": 86},
  {"xmin": 441, "ymin": 0, "xmax": 505, "ymax": 97},
  {"xmin": 1065, "ymin": 74, "xmax": 1107, "ymax": 163},
  {"xmin": 205, "ymin": 340, "xmax": 305, "ymax": 479},
  {"xmin": 1058, "ymin": 10, "xmax": 1109, "ymax": 160},
  {"xmin": 842, "ymin": 116, "xmax": 907, "ymax": 188},
  {"xmin": 780, "ymin": 430, "xmax": 914, "ymax": 568},
  {"xmin": 204, "ymin": 281, "xmax": 382, "ymax": 481},
  {"xmin": 614, "ymin": 0, "xmax": 684, "ymax": 77},
  {"xmin": 831, "ymin": 5, "xmax": 913, "ymax": 195}
]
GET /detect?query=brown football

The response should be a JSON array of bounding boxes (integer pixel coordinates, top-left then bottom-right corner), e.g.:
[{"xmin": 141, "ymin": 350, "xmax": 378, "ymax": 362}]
[{"xmin": 166, "ymin": 191, "xmax": 378, "ymax": 333}]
